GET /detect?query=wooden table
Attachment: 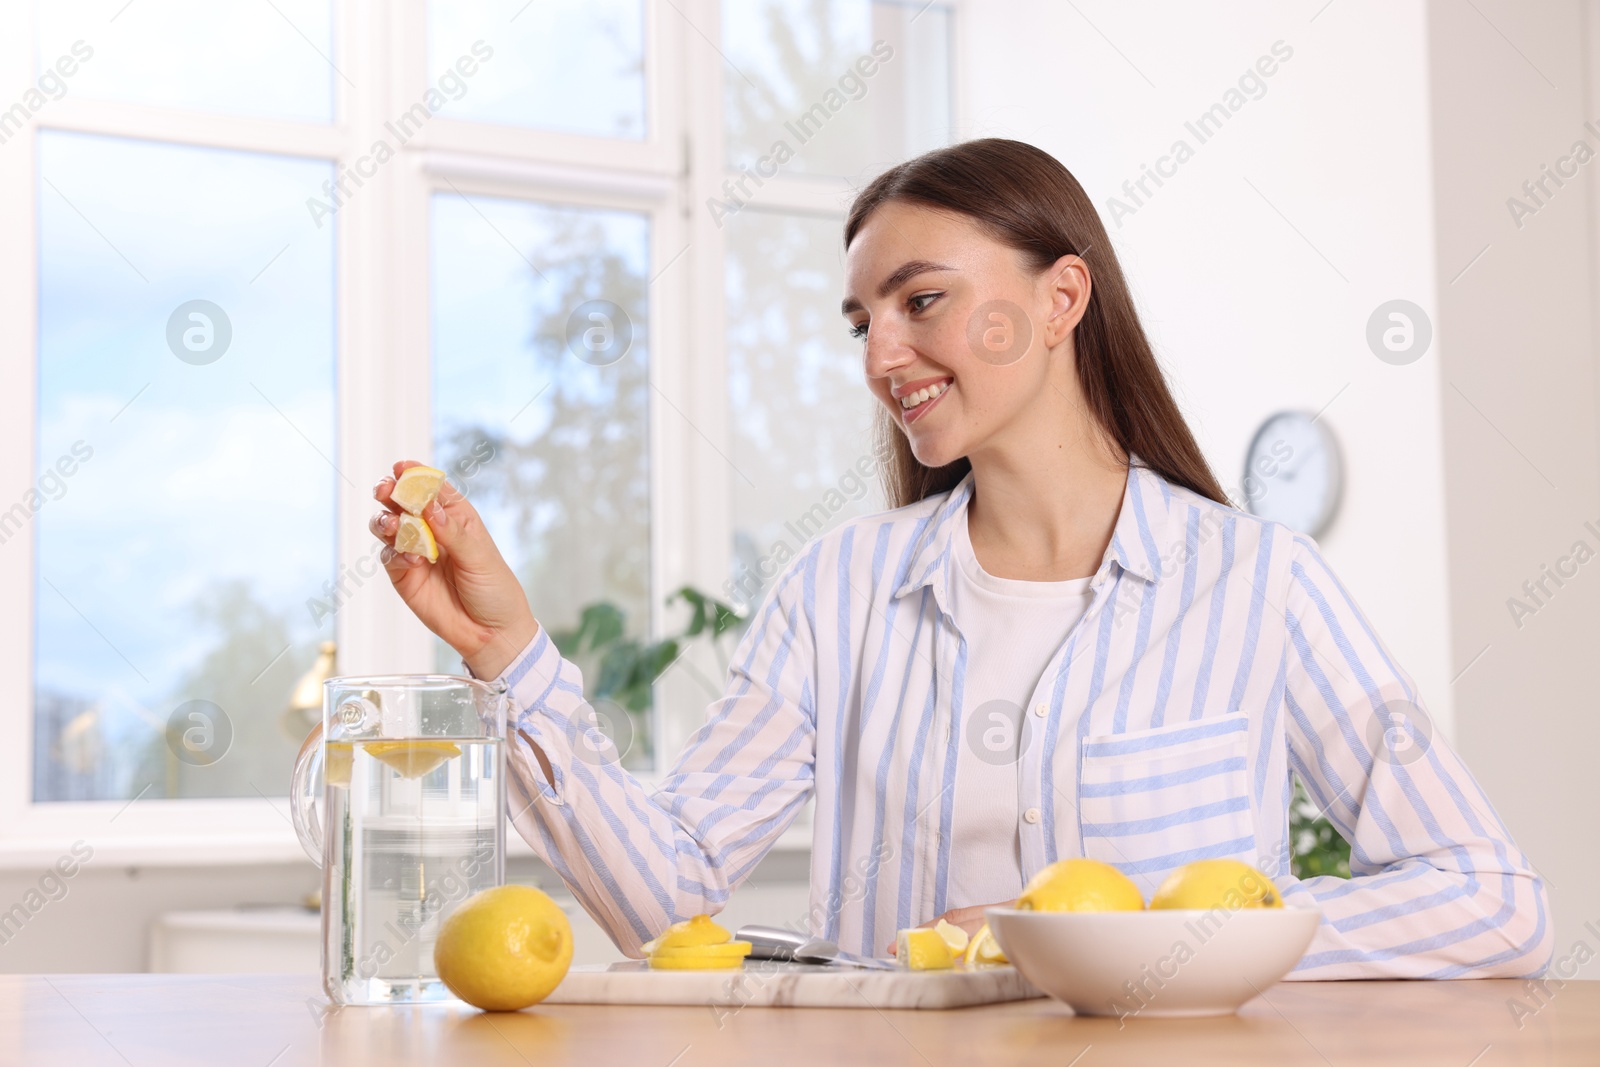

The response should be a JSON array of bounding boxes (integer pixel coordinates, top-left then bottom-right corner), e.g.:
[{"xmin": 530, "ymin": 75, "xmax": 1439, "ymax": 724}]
[{"xmin": 1, "ymin": 974, "xmax": 1595, "ymax": 1066}]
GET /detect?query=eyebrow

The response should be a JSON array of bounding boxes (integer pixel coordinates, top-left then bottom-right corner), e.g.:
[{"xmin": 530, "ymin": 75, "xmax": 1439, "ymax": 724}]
[{"xmin": 840, "ymin": 259, "xmax": 957, "ymax": 315}]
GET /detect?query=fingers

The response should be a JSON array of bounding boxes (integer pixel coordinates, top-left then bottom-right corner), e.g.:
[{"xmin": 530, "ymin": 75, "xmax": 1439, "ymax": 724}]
[
  {"xmin": 368, "ymin": 510, "xmax": 397, "ymax": 543},
  {"xmin": 418, "ymin": 484, "xmax": 499, "ymax": 570},
  {"xmin": 933, "ymin": 904, "xmax": 992, "ymax": 928},
  {"xmin": 380, "ymin": 543, "xmax": 427, "ymax": 576},
  {"xmin": 373, "ymin": 474, "xmax": 405, "ymax": 516},
  {"xmin": 372, "ymin": 510, "xmax": 426, "ymax": 570}
]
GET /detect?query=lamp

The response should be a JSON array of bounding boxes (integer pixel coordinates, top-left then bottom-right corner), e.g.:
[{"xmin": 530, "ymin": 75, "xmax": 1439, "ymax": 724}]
[{"xmin": 283, "ymin": 640, "xmax": 336, "ymax": 740}]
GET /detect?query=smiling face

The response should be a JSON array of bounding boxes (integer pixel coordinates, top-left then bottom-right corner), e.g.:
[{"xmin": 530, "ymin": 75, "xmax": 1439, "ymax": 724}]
[{"xmin": 842, "ymin": 201, "xmax": 1090, "ymax": 470}]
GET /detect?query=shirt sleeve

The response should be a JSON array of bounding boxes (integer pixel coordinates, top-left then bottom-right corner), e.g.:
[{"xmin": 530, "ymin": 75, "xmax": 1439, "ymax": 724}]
[
  {"xmin": 1274, "ymin": 534, "xmax": 1553, "ymax": 979},
  {"xmin": 495, "ymin": 564, "xmax": 818, "ymax": 958}
]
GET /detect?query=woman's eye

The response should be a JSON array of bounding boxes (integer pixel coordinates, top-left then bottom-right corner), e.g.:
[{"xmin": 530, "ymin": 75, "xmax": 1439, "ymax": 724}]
[
  {"xmin": 909, "ymin": 292, "xmax": 942, "ymax": 313},
  {"xmin": 847, "ymin": 321, "xmax": 868, "ymax": 341}
]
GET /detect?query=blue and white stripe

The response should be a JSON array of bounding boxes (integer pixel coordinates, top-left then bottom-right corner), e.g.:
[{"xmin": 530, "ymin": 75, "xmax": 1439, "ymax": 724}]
[{"xmin": 501, "ymin": 463, "xmax": 1552, "ymax": 978}]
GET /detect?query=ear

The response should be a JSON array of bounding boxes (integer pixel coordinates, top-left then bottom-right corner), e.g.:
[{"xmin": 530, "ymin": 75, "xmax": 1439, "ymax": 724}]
[{"xmin": 1040, "ymin": 254, "xmax": 1092, "ymax": 348}]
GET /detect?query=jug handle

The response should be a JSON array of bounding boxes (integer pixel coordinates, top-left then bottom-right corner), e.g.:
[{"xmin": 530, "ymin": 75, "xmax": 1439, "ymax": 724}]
[{"xmin": 290, "ymin": 721, "xmax": 325, "ymax": 868}]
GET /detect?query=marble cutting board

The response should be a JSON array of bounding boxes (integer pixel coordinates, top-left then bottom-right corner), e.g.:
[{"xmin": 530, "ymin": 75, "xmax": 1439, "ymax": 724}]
[{"xmin": 544, "ymin": 960, "xmax": 1042, "ymax": 1010}]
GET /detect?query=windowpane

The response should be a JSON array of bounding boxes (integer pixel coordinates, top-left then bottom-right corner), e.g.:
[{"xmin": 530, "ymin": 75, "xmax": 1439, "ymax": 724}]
[
  {"xmin": 32, "ymin": 132, "xmax": 336, "ymax": 802},
  {"xmin": 37, "ymin": 0, "xmax": 335, "ymax": 123},
  {"xmin": 431, "ymin": 193, "xmax": 653, "ymax": 767},
  {"xmin": 724, "ymin": 210, "xmax": 883, "ymax": 608},
  {"xmin": 427, "ymin": 0, "xmax": 646, "ymax": 139},
  {"xmin": 723, "ymin": 0, "xmax": 953, "ymax": 181}
]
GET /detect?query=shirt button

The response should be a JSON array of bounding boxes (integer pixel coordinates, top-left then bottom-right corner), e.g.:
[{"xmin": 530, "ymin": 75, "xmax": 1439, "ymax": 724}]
[
  {"xmin": 1023, "ymin": 807, "xmax": 1042, "ymax": 825},
  {"xmin": 1034, "ymin": 703, "xmax": 1048, "ymax": 717}
]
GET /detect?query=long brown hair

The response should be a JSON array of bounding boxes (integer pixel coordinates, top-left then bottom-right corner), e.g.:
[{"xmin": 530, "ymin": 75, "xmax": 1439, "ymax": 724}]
[{"xmin": 844, "ymin": 138, "xmax": 1228, "ymax": 509}]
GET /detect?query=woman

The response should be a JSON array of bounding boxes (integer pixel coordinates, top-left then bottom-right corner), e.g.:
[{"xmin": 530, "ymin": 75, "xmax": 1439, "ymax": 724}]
[{"xmin": 371, "ymin": 138, "xmax": 1551, "ymax": 979}]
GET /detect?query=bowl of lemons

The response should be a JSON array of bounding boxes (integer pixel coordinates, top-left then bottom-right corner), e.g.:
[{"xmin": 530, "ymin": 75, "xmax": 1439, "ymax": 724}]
[{"xmin": 986, "ymin": 858, "xmax": 1319, "ymax": 1018}]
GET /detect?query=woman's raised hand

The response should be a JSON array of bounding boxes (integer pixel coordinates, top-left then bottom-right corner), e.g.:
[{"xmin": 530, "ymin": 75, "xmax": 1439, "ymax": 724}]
[{"xmin": 370, "ymin": 460, "xmax": 539, "ymax": 680}]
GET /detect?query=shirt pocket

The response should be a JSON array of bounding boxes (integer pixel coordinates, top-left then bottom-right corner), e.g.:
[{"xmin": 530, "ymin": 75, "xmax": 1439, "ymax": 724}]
[{"xmin": 1078, "ymin": 713, "xmax": 1257, "ymax": 896}]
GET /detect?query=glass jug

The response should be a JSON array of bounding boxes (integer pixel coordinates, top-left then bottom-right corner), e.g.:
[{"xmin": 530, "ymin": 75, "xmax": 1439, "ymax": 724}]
[{"xmin": 292, "ymin": 675, "xmax": 508, "ymax": 1005}]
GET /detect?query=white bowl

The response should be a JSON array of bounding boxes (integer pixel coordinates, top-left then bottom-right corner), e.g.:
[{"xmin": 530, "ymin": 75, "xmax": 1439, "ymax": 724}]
[{"xmin": 987, "ymin": 905, "xmax": 1320, "ymax": 1017}]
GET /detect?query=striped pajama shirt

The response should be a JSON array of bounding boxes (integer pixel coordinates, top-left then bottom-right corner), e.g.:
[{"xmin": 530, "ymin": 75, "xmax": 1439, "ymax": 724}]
[{"xmin": 498, "ymin": 462, "xmax": 1553, "ymax": 977}]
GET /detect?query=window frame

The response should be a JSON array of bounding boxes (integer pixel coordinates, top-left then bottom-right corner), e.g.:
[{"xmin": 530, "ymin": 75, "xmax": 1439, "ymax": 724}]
[{"xmin": 0, "ymin": 0, "xmax": 959, "ymax": 867}]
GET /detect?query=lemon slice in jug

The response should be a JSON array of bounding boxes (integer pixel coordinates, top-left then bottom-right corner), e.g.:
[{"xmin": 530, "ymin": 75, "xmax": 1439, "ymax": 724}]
[
  {"xmin": 364, "ymin": 739, "xmax": 461, "ymax": 778},
  {"xmin": 325, "ymin": 741, "xmax": 353, "ymax": 787}
]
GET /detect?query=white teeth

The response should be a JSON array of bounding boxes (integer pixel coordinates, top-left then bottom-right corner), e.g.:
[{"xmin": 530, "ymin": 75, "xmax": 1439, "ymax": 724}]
[{"xmin": 899, "ymin": 381, "xmax": 949, "ymax": 410}]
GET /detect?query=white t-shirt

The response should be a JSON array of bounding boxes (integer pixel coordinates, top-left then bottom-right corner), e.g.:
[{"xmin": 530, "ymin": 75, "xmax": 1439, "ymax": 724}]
[{"xmin": 946, "ymin": 511, "xmax": 1095, "ymax": 908}]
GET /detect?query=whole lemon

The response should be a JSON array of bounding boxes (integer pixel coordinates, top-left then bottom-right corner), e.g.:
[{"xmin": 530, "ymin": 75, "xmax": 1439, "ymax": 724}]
[
  {"xmin": 434, "ymin": 885, "xmax": 573, "ymax": 1011},
  {"xmin": 1016, "ymin": 858, "xmax": 1144, "ymax": 912},
  {"xmin": 1149, "ymin": 859, "xmax": 1283, "ymax": 910}
]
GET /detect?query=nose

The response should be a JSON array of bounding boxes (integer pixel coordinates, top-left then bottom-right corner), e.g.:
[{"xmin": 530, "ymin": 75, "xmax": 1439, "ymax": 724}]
[{"xmin": 862, "ymin": 320, "xmax": 914, "ymax": 382}]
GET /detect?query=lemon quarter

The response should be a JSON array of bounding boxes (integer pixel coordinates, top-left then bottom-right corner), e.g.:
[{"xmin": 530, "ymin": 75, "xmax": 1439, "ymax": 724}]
[
  {"xmin": 391, "ymin": 465, "xmax": 448, "ymax": 516},
  {"xmin": 933, "ymin": 918, "xmax": 969, "ymax": 955},
  {"xmin": 896, "ymin": 927, "xmax": 954, "ymax": 970},
  {"xmin": 961, "ymin": 923, "xmax": 1008, "ymax": 966},
  {"xmin": 394, "ymin": 512, "xmax": 438, "ymax": 563}
]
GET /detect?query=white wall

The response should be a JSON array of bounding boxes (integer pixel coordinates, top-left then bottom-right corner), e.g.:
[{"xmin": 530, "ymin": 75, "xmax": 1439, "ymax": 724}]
[
  {"xmin": 962, "ymin": 0, "xmax": 1597, "ymax": 973},
  {"xmin": 1427, "ymin": 0, "xmax": 1600, "ymax": 976},
  {"xmin": 961, "ymin": 0, "xmax": 1455, "ymax": 730}
]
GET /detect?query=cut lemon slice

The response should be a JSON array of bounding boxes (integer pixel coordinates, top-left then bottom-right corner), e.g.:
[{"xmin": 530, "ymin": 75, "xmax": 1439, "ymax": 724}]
[
  {"xmin": 391, "ymin": 465, "xmax": 448, "ymax": 516},
  {"xmin": 961, "ymin": 923, "xmax": 1008, "ymax": 966},
  {"xmin": 648, "ymin": 914, "xmax": 734, "ymax": 952},
  {"xmin": 395, "ymin": 512, "xmax": 438, "ymax": 563},
  {"xmin": 895, "ymin": 927, "xmax": 954, "ymax": 971},
  {"xmin": 933, "ymin": 918, "xmax": 969, "ymax": 955},
  {"xmin": 363, "ymin": 739, "xmax": 461, "ymax": 778},
  {"xmin": 325, "ymin": 741, "xmax": 353, "ymax": 787},
  {"xmin": 649, "ymin": 941, "xmax": 752, "ymax": 960},
  {"xmin": 647, "ymin": 953, "xmax": 747, "ymax": 970}
]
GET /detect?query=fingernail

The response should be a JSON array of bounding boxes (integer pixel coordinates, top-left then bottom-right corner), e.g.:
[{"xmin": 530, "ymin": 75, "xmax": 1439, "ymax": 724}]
[
  {"xmin": 424, "ymin": 501, "xmax": 443, "ymax": 524},
  {"xmin": 372, "ymin": 479, "xmax": 388, "ymax": 498}
]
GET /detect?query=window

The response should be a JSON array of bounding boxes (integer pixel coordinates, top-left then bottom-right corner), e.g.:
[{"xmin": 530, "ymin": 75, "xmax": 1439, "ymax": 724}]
[
  {"xmin": 32, "ymin": 131, "xmax": 336, "ymax": 802},
  {"xmin": 0, "ymin": 1, "xmax": 954, "ymax": 860},
  {"xmin": 720, "ymin": 0, "xmax": 954, "ymax": 607},
  {"xmin": 430, "ymin": 194, "xmax": 656, "ymax": 766}
]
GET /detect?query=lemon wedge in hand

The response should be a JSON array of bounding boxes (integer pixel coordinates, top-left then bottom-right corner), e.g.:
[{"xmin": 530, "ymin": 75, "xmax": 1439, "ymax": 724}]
[
  {"xmin": 391, "ymin": 465, "xmax": 448, "ymax": 515},
  {"xmin": 394, "ymin": 512, "xmax": 438, "ymax": 563},
  {"xmin": 363, "ymin": 739, "xmax": 460, "ymax": 778}
]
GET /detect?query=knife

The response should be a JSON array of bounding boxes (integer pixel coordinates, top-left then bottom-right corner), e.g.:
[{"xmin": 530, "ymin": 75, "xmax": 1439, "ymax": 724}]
[
  {"xmin": 795, "ymin": 940, "xmax": 899, "ymax": 971},
  {"xmin": 737, "ymin": 925, "xmax": 898, "ymax": 971}
]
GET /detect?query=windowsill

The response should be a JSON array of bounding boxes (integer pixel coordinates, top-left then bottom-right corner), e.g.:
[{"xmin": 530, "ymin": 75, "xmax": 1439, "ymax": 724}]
[{"xmin": 0, "ymin": 823, "xmax": 815, "ymax": 870}]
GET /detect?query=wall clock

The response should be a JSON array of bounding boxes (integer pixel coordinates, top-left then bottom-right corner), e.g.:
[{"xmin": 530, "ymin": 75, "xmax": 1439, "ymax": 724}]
[{"xmin": 1241, "ymin": 411, "xmax": 1342, "ymax": 536}]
